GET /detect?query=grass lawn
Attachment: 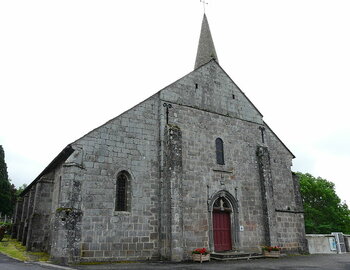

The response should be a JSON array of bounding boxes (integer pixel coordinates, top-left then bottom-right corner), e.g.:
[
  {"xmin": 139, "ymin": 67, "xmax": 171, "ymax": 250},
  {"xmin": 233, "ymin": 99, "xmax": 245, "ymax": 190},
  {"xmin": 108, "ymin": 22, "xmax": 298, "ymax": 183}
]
[{"xmin": 0, "ymin": 235, "xmax": 50, "ymax": 262}]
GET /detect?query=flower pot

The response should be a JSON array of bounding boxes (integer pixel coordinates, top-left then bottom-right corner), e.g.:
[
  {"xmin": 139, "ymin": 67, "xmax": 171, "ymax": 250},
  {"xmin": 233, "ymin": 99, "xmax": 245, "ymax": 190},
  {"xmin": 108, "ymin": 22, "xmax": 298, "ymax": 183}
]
[
  {"xmin": 263, "ymin": 250, "xmax": 280, "ymax": 258},
  {"xmin": 192, "ymin": 253, "xmax": 210, "ymax": 263}
]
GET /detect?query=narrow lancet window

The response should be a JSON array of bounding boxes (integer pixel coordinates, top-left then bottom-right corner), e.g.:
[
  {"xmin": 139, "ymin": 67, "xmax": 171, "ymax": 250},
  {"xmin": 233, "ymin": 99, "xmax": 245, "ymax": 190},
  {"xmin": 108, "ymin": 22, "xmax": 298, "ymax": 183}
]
[
  {"xmin": 215, "ymin": 138, "xmax": 225, "ymax": 165},
  {"xmin": 259, "ymin": 126, "xmax": 266, "ymax": 144},
  {"xmin": 115, "ymin": 173, "xmax": 128, "ymax": 211}
]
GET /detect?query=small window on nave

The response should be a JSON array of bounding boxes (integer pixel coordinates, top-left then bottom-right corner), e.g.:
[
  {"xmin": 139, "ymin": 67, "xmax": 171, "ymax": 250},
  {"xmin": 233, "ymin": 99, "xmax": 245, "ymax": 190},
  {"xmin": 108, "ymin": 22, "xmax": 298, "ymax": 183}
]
[
  {"xmin": 115, "ymin": 172, "xmax": 128, "ymax": 211},
  {"xmin": 215, "ymin": 138, "xmax": 225, "ymax": 165}
]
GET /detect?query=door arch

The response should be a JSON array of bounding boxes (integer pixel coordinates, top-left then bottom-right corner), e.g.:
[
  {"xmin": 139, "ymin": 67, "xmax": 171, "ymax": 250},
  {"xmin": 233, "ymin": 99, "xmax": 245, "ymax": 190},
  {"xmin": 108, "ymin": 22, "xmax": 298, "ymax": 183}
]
[{"xmin": 208, "ymin": 190, "xmax": 239, "ymax": 252}]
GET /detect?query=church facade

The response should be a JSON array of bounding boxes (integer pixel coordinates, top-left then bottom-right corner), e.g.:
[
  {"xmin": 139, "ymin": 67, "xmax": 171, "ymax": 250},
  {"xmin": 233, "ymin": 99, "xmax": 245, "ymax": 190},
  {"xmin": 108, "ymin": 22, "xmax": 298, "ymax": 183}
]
[{"xmin": 12, "ymin": 14, "xmax": 307, "ymax": 263}]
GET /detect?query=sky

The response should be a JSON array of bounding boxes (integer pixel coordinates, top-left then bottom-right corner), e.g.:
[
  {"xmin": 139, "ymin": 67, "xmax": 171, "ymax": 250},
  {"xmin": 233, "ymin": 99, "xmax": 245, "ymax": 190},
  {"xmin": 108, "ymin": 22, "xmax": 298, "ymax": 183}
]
[{"xmin": 1, "ymin": 0, "xmax": 350, "ymax": 204}]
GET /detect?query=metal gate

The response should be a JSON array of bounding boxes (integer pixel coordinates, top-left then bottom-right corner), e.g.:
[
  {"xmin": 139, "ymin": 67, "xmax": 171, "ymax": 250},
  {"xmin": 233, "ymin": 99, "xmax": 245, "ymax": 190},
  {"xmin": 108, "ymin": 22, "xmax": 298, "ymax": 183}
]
[{"xmin": 332, "ymin": 232, "xmax": 347, "ymax": 253}]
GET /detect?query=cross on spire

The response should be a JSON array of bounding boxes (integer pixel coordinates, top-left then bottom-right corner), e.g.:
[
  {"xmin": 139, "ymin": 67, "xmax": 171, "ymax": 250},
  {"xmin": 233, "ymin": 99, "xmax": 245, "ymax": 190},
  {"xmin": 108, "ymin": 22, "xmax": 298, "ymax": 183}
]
[{"xmin": 200, "ymin": 0, "xmax": 208, "ymax": 13}]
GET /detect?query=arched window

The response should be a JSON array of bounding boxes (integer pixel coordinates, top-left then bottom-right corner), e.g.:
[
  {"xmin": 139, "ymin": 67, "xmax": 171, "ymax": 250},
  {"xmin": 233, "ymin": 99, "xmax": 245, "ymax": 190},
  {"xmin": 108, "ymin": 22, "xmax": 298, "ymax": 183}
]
[
  {"xmin": 213, "ymin": 197, "xmax": 231, "ymax": 212},
  {"xmin": 215, "ymin": 138, "xmax": 224, "ymax": 165},
  {"xmin": 115, "ymin": 172, "xmax": 128, "ymax": 211}
]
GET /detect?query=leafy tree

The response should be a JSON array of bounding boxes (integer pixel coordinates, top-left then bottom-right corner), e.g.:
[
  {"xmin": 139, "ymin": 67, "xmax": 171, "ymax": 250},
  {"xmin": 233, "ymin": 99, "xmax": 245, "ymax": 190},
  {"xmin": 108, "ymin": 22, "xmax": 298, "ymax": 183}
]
[
  {"xmin": 15, "ymin": 183, "xmax": 27, "ymax": 197},
  {"xmin": 297, "ymin": 172, "xmax": 350, "ymax": 234},
  {"xmin": 0, "ymin": 145, "xmax": 13, "ymax": 216}
]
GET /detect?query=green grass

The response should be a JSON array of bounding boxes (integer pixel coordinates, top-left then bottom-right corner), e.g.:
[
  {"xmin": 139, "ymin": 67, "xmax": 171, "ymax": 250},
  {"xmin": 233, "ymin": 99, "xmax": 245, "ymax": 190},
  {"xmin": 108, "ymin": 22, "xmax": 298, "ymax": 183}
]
[
  {"xmin": 30, "ymin": 251, "xmax": 50, "ymax": 261},
  {"xmin": 78, "ymin": 261, "xmax": 139, "ymax": 265},
  {"xmin": 0, "ymin": 236, "xmax": 49, "ymax": 262}
]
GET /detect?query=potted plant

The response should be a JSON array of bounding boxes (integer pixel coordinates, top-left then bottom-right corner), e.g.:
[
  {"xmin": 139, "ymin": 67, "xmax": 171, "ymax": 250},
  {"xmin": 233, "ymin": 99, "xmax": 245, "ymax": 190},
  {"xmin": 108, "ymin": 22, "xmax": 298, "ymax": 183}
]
[
  {"xmin": 262, "ymin": 246, "xmax": 281, "ymax": 258},
  {"xmin": 192, "ymin": 248, "xmax": 210, "ymax": 263}
]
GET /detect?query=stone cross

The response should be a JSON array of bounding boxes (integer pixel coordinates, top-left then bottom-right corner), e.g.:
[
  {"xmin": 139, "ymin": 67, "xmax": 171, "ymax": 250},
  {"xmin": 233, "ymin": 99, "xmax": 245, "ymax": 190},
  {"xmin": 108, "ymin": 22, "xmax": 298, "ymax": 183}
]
[
  {"xmin": 259, "ymin": 126, "xmax": 266, "ymax": 144},
  {"xmin": 200, "ymin": 0, "xmax": 208, "ymax": 13},
  {"xmin": 163, "ymin": 103, "xmax": 173, "ymax": 124}
]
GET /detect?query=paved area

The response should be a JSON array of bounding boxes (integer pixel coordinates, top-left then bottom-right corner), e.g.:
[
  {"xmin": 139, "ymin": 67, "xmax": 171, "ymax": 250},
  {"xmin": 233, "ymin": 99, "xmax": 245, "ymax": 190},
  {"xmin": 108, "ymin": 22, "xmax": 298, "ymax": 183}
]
[
  {"xmin": 1, "ymin": 253, "xmax": 350, "ymax": 270},
  {"xmin": 0, "ymin": 252, "xmax": 59, "ymax": 270},
  {"xmin": 72, "ymin": 254, "xmax": 350, "ymax": 270}
]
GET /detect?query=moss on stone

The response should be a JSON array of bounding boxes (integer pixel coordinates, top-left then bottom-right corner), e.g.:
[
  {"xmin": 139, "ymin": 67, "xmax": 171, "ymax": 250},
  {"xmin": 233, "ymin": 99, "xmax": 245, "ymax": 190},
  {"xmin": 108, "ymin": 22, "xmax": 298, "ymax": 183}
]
[{"xmin": 0, "ymin": 236, "xmax": 49, "ymax": 262}]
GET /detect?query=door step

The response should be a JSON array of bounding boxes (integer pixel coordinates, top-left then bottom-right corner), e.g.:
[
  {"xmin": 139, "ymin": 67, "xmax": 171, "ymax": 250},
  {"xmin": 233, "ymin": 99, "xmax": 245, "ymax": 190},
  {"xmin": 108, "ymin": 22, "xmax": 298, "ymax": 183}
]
[{"xmin": 211, "ymin": 251, "xmax": 264, "ymax": 261}]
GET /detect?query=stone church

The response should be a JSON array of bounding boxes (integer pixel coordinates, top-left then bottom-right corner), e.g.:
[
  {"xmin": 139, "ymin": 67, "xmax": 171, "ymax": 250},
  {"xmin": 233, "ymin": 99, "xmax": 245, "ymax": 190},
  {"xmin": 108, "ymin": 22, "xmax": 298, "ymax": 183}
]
[{"xmin": 12, "ymin": 14, "xmax": 307, "ymax": 263}]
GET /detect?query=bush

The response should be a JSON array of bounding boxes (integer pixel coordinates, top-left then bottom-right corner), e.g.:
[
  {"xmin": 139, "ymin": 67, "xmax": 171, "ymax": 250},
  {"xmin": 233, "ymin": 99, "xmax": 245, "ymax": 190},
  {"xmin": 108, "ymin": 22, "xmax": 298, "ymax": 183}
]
[
  {"xmin": 0, "ymin": 222, "xmax": 12, "ymax": 240},
  {"xmin": 0, "ymin": 227, "xmax": 5, "ymax": 241}
]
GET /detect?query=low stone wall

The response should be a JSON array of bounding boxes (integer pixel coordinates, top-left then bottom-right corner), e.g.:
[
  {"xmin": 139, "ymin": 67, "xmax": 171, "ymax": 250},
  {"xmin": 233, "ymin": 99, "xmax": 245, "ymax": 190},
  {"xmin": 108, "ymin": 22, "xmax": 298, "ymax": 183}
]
[
  {"xmin": 306, "ymin": 234, "xmax": 337, "ymax": 254},
  {"xmin": 306, "ymin": 234, "xmax": 350, "ymax": 254}
]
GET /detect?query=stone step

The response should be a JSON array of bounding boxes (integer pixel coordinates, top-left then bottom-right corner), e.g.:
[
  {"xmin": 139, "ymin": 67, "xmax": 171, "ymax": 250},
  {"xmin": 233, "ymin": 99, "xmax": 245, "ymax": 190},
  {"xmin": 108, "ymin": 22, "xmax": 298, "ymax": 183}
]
[{"xmin": 211, "ymin": 252, "xmax": 265, "ymax": 261}]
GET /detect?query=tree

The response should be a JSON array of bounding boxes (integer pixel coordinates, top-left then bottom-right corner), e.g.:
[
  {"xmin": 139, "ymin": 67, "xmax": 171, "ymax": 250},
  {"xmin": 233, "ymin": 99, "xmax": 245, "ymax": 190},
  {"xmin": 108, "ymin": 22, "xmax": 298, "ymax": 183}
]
[
  {"xmin": 297, "ymin": 172, "xmax": 350, "ymax": 234},
  {"xmin": 15, "ymin": 183, "xmax": 27, "ymax": 197},
  {"xmin": 0, "ymin": 145, "xmax": 13, "ymax": 216}
]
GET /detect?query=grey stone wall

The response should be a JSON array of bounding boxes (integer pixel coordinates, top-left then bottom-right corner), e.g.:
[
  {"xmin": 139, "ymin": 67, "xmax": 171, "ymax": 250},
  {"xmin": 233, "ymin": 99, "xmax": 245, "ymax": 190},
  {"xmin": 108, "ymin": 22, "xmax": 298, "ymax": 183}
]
[
  {"xmin": 276, "ymin": 212, "xmax": 306, "ymax": 252},
  {"xmin": 160, "ymin": 59, "xmax": 263, "ymax": 125},
  {"xmin": 159, "ymin": 60, "xmax": 305, "ymax": 256},
  {"xmin": 160, "ymin": 102, "xmax": 267, "ymax": 255},
  {"xmin": 26, "ymin": 174, "xmax": 54, "ymax": 252},
  {"xmin": 306, "ymin": 234, "xmax": 337, "ymax": 254},
  {"xmin": 14, "ymin": 59, "xmax": 306, "ymax": 262},
  {"xmin": 17, "ymin": 195, "xmax": 26, "ymax": 241},
  {"xmin": 50, "ymin": 163, "xmax": 83, "ymax": 264},
  {"xmin": 264, "ymin": 128, "xmax": 307, "ymax": 252},
  {"xmin": 160, "ymin": 61, "xmax": 267, "ymax": 257},
  {"xmin": 256, "ymin": 145, "xmax": 278, "ymax": 247},
  {"xmin": 11, "ymin": 198, "xmax": 23, "ymax": 239},
  {"xmin": 162, "ymin": 125, "xmax": 183, "ymax": 261},
  {"xmin": 18, "ymin": 193, "xmax": 29, "ymax": 243},
  {"xmin": 23, "ymin": 187, "xmax": 36, "ymax": 246},
  {"xmin": 55, "ymin": 95, "xmax": 161, "ymax": 262}
]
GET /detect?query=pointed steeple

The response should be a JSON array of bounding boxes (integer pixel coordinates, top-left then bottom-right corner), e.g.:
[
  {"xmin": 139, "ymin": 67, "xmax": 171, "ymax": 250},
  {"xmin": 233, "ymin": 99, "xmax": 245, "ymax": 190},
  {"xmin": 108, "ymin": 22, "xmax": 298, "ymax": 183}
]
[{"xmin": 194, "ymin": 14, "xmax": 219, "ymax": 69}]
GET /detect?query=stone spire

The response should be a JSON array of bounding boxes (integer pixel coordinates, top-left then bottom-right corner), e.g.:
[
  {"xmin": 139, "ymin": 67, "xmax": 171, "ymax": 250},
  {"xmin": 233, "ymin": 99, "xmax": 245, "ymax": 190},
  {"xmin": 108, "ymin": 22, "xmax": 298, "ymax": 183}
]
[{"xmin": 194, "ymin": 14, "xmax": 219, "ymax": 69}]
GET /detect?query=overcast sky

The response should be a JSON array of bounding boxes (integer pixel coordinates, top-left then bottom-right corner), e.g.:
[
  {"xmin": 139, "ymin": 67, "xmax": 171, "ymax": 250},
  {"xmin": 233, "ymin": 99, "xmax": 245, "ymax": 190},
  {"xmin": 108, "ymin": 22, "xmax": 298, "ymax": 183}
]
[{"xmin": 1, "ymin": 0, "xmax": 349, "ymax": 204}]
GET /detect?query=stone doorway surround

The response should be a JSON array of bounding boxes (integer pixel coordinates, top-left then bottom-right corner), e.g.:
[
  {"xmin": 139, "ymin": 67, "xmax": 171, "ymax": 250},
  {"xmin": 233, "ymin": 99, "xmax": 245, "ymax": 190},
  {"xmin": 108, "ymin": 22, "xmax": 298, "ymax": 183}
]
[{"xmin": 208, "ymin": 190, "xmax": 239, "ymax": 252}]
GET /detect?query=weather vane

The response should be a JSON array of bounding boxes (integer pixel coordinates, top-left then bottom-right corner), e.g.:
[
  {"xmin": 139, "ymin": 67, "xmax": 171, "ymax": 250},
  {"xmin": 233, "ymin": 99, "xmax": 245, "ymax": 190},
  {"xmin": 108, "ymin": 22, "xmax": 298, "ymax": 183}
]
[{"xmin": 200, "ymin": 0, "xmax": 208, "ymax": 13}]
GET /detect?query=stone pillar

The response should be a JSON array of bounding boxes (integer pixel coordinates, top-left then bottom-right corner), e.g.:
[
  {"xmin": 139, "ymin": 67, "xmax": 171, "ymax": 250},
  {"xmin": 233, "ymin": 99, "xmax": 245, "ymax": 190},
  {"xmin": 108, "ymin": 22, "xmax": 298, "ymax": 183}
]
[
  {"xmin": 26, "ymin": 175, "xmax": 55, "ymax": 252},
  {"xmin": 11, "ymin": 198, "xmax": 23, "ymax": 239},
  {"xmin": 161, "ymin": 125, "xmax": 183, "ymax": 261},
  {"xmin": 256, "ymin": 145, "xmax": 278, "ymax": 246},
  {"xmin": 26, "ymin": 184, "xmax": 38, "ymax": 249},
  {"xmin": 23, "ymin": 187, "xmax": 36, "ymax": 246},
  {"xmin": 18, "ymin": 194, "xmax": 29, "ymax": 242},
  {"xmin": 292, "ymin": 173, "xmax": 303, "ymax": 212},
  {"xmin": 50, "ymin": 165, "xmax": 83, "ymax": 265},
  {"xmin": 292, "ymin": 173, "xmax": 308, "ymax": 253}
]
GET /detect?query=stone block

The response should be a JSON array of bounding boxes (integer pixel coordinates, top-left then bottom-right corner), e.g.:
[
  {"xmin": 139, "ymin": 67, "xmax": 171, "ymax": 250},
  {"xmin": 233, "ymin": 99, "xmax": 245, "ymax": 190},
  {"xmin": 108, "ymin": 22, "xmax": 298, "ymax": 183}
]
[
  {"xmin": 81, "ymin": 243, "xmax": 89, "ymax": 250},
  {"xmin": 111, "ymin": 243, "xmax": 122, "ymax": 250},
  {"xmin": 144, "ymin": 243, "xmax": 154, "ymax": 250},
  {"xmin": 81, "ymin": 251, "xmax": 94, "ymax": 257}
]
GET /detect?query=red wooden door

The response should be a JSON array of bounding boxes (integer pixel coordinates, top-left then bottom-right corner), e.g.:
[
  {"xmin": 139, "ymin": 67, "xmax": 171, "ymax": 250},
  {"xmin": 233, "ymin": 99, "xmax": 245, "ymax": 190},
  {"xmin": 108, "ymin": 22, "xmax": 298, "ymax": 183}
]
[{"xmin": 213, "ymin": 211, "xmax": 232, "ymax": 251}]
